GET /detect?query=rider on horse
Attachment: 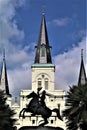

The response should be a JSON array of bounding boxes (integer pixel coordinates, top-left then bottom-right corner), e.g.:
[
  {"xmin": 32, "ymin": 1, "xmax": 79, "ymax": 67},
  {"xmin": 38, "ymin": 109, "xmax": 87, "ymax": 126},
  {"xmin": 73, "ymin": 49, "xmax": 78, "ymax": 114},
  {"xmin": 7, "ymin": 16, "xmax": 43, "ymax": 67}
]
[
  {"xmin": 19, "ymin": 87, "xmax": 63, "ymax": 126},
  {"xmin": 40, "ymin": 90, "xmax": 46, "ymax": 107},
  {"xmin": 37, "ymin": 87, "xmax": 46, "ymax": 107},
  {"xmin": 26, "ymin": 87, "xmax": 47, "ymax": 116}
]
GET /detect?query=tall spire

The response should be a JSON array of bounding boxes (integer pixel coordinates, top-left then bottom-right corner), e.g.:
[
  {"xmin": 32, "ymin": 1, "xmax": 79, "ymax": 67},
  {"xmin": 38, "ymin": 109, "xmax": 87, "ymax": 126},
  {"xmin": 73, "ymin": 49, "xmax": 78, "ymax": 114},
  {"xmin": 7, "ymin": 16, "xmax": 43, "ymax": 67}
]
[
  {"xmin": 34, "ymin": 14, "xmax": 52, "ymax": 64},
  {"xmin": 0, "ymin": 49, "xmax": 10, "ymax": 96},
  {"xmin": 78, "ymin": 49, "xmax": 87, "ymax": 86}
]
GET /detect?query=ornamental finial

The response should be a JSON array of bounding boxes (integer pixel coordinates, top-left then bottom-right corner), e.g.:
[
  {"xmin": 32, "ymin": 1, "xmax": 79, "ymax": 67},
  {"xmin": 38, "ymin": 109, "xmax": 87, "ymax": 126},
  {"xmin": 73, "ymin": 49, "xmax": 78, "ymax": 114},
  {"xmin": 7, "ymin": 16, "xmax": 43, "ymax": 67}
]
[{"xmin": 42, "ymin": 5, "xmax": 45, "ymax": 15}]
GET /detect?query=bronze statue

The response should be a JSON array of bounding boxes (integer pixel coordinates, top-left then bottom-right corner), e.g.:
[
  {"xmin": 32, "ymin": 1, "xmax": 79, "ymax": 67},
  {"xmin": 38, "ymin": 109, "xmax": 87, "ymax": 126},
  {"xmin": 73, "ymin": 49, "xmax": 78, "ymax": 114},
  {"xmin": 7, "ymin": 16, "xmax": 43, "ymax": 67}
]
[{"xmin": 19, "ymin": 88, "xmax": 63, "ymax": 126}]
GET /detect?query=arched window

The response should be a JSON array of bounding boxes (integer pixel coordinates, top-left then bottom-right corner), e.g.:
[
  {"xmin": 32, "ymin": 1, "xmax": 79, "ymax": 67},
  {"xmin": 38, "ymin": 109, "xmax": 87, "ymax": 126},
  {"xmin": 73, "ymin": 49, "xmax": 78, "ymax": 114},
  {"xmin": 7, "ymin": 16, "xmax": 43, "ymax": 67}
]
[
  {"xmin": 45, "ymin": 78, "xmax": 48, "ymax": 90},
  {"xmin": 37, "ymin": 78, "xmax": 42, "ymax": 88},
  {"xmin": 41, "ymin": 46, "xmax": 45, "ymax": 57}
]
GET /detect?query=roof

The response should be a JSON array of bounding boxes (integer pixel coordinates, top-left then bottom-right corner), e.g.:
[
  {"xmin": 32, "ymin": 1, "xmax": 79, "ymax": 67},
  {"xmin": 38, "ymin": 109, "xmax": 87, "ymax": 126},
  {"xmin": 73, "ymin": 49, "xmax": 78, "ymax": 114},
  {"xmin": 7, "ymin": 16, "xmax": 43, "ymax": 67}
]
[
  {"xmin": 32, "ymin": 63, "xmax": 55, "ymax": 67},
  {"xmin": 78, "ymin": 50, "xmax": 87, "ymax": 86},
  {"xmin": 0, "ymin": 49, "xmax": 10, "ymax": 95},
  {"xmin": 34, "ymin": 14, "xmax": 52, "ymax": 64}
]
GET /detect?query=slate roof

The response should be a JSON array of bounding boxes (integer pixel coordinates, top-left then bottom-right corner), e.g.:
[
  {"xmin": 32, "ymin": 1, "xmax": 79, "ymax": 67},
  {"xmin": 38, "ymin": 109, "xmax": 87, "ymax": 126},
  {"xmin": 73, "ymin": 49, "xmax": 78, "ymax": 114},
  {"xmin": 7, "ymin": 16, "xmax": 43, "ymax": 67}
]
[
  {"xmin": 34, "ymin": 14, "xmax": 52, "ymax": 64},
  {"xmin": 78, "ymin": 50, "xmax": 87, "ymax": 86},
  {"xmin": 0, "ymin": 50, "xmax": 10, "ymax": 96}
]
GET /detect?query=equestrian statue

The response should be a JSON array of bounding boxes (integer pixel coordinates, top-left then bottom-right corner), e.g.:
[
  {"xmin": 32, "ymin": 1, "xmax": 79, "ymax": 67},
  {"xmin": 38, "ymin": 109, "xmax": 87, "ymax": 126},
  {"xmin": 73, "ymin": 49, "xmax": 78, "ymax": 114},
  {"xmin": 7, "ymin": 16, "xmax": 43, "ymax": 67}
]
[{"xmin": 19, "ymin": 87, "xmax": 63, "ymax": 126}]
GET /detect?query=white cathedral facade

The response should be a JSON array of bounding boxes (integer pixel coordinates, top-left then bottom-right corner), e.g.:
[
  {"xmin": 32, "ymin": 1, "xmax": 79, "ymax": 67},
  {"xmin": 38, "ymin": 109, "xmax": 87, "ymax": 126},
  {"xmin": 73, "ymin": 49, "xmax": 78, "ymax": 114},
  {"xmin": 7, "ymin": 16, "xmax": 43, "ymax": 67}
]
[{"xmin": 0, "ymin": 14, "xmax": 86, "ymax": 130}]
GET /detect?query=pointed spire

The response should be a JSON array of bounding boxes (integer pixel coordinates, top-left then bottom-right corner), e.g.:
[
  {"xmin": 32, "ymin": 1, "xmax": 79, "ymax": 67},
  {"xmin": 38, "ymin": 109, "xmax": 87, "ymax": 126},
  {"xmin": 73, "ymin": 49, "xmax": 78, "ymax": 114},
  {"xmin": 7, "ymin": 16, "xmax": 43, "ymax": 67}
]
[
  {"xmin": 81, "ymin": 48, "xmax": 83, "ymax": 60},
  {"xmin": 0, "ymin": 49, "xmax": 10, "ymax": 96},
  {"xmin": 38, "ymin": 14, "xmax": 49, "ymax": 45},
  {"xmin": 34, "ymin": 14, "xmax": 52, "ymax": 64},
  {"xmin": 78, "ymin": 49, "xmax": 87, "ymax": 86}
]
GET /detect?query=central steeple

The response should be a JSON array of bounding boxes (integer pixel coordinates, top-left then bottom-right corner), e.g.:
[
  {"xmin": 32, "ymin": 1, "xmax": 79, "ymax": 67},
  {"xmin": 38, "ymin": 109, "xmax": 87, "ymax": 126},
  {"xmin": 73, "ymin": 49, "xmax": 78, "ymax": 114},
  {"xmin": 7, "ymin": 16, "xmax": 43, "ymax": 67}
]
[
  {"xmin": 34, "ymin": 14, "xmax": 52, "ymax": 64},
  {"xmin": 32, "ymin": 14, "xmax": 55, "ymax": 92}
]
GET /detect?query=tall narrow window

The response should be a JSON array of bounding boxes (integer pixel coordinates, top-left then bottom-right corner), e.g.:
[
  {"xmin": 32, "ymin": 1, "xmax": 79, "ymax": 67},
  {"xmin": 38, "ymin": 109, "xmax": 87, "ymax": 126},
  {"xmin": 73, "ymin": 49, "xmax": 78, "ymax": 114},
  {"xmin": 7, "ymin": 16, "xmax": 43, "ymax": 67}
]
[
  {"xmin": 41, "ymin": 46, "xmax": 45, "ymax": 57},
  {"xmin": 38, "ymin": 78, "xmax": 42, "ymax": 88},
  {"xmin": 32, "ymin": 120, "xmax": 35, "ymax": 124},
  {"xmin": 45, "ymin": 78, "xmax": 48, "ymax": 90},
  {"xmin": 38, "ymin": 81, "xmax": 41, "ymax": 88},
  {"xmin": 51, "ymin": 120, "xmax": 53, "ymax": 124}
]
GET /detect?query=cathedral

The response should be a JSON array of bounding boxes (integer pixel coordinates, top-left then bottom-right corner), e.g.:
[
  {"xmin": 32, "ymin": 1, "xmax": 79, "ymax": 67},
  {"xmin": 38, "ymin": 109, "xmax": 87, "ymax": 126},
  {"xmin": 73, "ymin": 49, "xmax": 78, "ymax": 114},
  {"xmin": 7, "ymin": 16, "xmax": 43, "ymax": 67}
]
[{"xmin": 0, "ymin": 14, "xmax": 86, "ymax": 130}]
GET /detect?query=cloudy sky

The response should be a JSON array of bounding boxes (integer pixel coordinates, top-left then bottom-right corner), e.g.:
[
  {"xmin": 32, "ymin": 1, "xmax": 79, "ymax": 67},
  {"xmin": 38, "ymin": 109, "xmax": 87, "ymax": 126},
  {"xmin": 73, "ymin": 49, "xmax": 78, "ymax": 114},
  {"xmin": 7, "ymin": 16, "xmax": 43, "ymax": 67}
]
[{"xmin": 0, "ymin": 0, "xmax": 86, "ymax": 97}]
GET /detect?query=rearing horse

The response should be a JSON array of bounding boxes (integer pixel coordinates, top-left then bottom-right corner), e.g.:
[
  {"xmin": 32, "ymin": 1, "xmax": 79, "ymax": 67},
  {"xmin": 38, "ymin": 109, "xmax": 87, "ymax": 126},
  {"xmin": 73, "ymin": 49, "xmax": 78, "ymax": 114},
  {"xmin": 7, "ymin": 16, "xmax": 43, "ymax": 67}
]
[{"xmin": 19, "ymin": 91, "xmax": 63, "ymax": 126}]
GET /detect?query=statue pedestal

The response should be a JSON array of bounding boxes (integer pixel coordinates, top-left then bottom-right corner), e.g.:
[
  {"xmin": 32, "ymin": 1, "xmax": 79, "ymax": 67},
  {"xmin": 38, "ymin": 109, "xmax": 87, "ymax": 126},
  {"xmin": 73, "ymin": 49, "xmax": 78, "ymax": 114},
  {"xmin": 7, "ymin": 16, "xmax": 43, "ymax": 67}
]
[{"xmin": 19, "ymin": 126, "xmax": 64, "ymax": 130}]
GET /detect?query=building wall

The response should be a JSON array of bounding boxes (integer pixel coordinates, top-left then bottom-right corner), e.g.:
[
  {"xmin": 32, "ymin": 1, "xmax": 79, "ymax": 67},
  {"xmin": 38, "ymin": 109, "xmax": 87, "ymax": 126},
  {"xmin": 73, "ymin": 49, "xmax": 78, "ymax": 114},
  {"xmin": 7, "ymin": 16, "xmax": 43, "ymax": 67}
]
[
  {"xmin": 31, "ymin": 64, "xmax": 55, "ymax": 92},
  {"xmin": 11, "ymin": 63, "xmax": 66, "ymax": 129},
  {"xmin": 12, "ymin": 89, "xmax": 66, "ymax": 130}
]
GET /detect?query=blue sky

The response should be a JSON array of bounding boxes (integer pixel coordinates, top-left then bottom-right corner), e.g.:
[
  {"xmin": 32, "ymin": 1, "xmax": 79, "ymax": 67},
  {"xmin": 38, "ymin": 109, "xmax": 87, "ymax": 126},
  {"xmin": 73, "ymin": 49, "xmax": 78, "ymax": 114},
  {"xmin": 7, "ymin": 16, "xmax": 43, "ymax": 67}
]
[
  {"xmin": 0, "ymin": 0, "xmax": 86, "ymax": 97},
  {"xmin": 15, "ymin": 0, "xmax": 86, "ymax": 55}
]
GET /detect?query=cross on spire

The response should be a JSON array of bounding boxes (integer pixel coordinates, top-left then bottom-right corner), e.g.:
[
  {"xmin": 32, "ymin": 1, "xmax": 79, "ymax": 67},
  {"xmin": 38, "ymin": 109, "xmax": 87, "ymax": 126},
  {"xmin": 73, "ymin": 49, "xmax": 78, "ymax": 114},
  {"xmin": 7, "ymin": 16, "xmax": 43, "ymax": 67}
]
[{"xmin": 42, "ymin": 5, "xmax": 45, "ymax": 15}]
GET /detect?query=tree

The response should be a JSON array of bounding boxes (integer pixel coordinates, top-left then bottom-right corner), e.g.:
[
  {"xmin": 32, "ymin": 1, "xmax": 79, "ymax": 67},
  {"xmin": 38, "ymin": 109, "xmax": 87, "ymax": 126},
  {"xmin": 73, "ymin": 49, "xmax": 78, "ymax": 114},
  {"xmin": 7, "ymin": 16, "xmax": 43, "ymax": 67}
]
[
  {"xmin": 63, "ymin": 83, "xmax": 87, "ymax": 130},
  {"xmin": 0, "ymin": 90, "xmax": 16, "ymax": 130}
]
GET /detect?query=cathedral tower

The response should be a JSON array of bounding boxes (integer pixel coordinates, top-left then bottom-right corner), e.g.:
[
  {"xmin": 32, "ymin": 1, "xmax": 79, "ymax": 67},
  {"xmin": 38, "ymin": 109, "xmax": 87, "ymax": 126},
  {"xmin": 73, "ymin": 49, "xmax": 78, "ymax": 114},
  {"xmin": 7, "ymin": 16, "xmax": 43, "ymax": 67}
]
[
  {"xmin": 31, "ymin": 14, "xmax": 55, "ymax": 92},
  {"xmin": 78, "ymin": 49, "xmax": 87, "ymax": 86},
  {"xmin": 0, "ymin": 49, "xmax": 11, "ymax": 96}
]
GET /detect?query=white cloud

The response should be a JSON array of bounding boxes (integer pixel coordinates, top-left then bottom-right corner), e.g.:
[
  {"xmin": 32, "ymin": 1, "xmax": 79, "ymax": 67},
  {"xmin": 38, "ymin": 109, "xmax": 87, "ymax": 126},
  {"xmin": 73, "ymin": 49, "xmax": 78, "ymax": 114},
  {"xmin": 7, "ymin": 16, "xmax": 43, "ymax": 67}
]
[
  {"xmin": 8, "ymin": 67, "xmax": 32, "ymax": 96},
  {"xmin": 7, "ymin": 36, "xmax": 86, "ymax": 96},
  {"xmin": 0, "ymin": 0, "xmax": 25, "ymax": 46},
  {"xmin": 0, "ymin": 0, "xmax": 32, "ymax": 96},
  {"xmin": 7, "ymin": 48, "xmax": 34, "ymax": 67},
  {"xmin": 0, "ymin": 0, "xmax": 86, "ymax": 97},
  {"xmin": 54, "ymin": 37, "xmax": 86, "ymax": 91},
  {"xmin": 7, "ymin": 47, "xmax": 34, "ymax": 96},
  {"xmin": 48, "ymin": 17, "xmax": 71, "ymax": 27},
  {"xmin": 0, "ymin": 0, "xmax": 28, "ymax": 64}
]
